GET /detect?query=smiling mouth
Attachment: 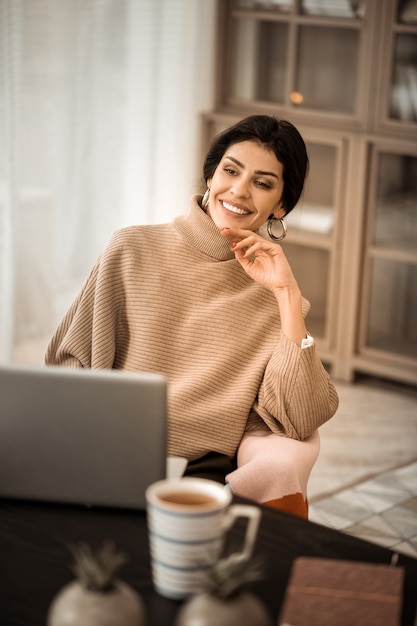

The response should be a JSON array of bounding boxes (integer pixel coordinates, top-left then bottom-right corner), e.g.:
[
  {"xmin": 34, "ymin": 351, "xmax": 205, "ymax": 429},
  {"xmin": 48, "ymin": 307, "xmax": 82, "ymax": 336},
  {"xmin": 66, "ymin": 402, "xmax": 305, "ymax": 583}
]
[{"xmin": 222, "ymin": 200, "xmax": 250, "ymax": 216}]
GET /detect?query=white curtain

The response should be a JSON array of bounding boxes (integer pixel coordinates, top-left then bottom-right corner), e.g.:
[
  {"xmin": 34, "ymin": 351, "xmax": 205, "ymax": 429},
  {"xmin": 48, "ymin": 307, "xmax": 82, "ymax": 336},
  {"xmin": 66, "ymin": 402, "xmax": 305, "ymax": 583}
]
[{"xmin": 0, "ymin": 0, "xmax": 217, "ymax": 365}]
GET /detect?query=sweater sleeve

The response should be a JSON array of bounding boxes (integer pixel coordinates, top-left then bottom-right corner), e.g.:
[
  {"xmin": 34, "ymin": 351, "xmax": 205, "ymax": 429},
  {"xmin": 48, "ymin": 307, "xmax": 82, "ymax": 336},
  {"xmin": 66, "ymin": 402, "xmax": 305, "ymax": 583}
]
[
  {"xmin": 253, "ymin": 333, "xmax": 339, "ymax": 440},
  {"xmin": 45, "ymin": 234, "xmax": 125, "ymax": 369}
]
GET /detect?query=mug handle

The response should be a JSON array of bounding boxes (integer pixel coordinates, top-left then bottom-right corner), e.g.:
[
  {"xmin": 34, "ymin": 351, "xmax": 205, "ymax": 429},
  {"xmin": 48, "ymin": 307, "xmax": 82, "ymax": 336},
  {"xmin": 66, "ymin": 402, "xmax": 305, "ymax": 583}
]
[{"xmin": 223, "ymin": 504, "xmax": 261, "ymax": 562}]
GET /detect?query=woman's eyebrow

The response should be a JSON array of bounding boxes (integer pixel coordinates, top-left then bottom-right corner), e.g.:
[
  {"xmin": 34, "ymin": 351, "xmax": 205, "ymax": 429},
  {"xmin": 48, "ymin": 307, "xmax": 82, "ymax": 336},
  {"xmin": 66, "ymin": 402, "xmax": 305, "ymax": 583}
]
[{"xmin": 224, "ymin": 155, "xmax": 279, "ymax": 179}]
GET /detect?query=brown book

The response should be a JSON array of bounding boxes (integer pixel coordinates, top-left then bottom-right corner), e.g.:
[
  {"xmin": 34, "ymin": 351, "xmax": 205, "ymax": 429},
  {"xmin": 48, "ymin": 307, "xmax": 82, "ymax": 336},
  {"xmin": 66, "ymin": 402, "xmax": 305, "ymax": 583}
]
[{"xmin": 278, "ymin": 557, "xmax": 404, "ymax": 626}]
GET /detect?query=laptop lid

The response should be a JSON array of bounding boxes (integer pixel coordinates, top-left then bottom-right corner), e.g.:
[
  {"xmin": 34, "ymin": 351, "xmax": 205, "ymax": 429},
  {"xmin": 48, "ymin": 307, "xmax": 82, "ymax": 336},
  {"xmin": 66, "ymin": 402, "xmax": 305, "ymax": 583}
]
[{"xmin": 0, "ymin": 364, "xmax": 167, "ymax": 509}]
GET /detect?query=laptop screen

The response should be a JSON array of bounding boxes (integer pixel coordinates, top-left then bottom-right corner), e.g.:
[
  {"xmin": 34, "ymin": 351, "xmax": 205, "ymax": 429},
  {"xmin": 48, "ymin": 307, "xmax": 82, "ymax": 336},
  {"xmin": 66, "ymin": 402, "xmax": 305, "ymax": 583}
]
[{"xmin": 0, "ymin": 365, "xmax": 167, "ymax": 509}]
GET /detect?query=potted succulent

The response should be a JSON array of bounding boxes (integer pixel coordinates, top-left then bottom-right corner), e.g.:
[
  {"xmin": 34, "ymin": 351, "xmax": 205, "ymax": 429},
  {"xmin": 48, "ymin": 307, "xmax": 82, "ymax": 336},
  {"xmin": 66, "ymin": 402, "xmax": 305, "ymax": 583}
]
[
  {"xmin": 47, "ymin": 541, "xmax": 146, "ymax": 626},
  {"xmin": 175, "ymin": 555, "xmax": 273, "ymax": 626}
]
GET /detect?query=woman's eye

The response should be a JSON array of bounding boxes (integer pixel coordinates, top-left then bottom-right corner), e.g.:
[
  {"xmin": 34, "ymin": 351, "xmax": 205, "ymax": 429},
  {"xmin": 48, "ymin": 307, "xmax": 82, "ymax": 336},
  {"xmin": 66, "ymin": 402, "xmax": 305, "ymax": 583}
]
[
  {"xmin": 224, "ymin": 167, "xmax": 237, "ymax": 176},
  {"xmin": 255, "ymin": 180, "xmax": 270, "ymax": 188}
]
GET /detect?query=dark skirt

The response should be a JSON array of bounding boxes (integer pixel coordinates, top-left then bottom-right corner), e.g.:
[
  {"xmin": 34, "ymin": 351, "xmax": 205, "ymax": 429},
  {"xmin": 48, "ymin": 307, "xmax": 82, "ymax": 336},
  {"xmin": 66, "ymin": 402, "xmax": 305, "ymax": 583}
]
[{"xmin": 183, "ymin": 451, "xmax": 237, "ymax": 484}]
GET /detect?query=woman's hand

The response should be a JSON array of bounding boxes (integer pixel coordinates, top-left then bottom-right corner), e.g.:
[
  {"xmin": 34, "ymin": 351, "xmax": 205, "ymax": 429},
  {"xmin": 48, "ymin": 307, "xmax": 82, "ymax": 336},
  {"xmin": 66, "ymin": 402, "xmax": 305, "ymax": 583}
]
[
  {"xmin": 220, "ymin": 227, "xmax": 297, "ymax": 296},
  {"xmin": 221, "ymin": 227, "xmax": 308, "ymax": 346}
]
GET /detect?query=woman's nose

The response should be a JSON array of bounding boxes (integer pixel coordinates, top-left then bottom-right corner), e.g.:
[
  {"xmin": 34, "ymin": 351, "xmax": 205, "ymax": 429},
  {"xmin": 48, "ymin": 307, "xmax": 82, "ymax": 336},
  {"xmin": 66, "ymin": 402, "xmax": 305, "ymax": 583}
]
[{"xmin": 231, "ymin": 177, "xmax": 250, "ymax": 198}]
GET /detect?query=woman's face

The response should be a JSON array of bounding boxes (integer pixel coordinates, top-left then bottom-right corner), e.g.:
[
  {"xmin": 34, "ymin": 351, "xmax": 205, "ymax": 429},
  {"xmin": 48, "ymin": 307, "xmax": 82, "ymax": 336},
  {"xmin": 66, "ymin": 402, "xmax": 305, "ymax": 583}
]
[{"xmin": 206, "ymin": 140, "xmax": 285, "ymax": 232}]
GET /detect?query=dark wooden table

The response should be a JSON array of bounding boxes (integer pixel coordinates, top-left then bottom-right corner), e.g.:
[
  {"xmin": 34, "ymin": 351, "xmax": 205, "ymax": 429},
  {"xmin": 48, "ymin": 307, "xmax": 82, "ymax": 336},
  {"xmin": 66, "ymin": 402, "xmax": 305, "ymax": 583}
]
[{"xmin": 0, "ymin": 497, "xmax": 416, "ymax": 626}]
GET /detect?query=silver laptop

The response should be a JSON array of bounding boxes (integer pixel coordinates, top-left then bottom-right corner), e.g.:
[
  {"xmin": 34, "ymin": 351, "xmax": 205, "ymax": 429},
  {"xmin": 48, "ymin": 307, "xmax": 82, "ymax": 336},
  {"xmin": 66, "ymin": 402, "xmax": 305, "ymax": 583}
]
[{"xmin": 0, "ymin": 364, "xmax": 167, "ymax": 509}]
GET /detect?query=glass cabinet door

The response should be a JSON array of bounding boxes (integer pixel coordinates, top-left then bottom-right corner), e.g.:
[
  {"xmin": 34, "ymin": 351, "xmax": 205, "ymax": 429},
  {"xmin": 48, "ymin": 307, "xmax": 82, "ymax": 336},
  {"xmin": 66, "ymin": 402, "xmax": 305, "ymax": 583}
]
[
  {"xmin": 295, "ymin": 25, "xmax": 359, "ymax": 113},
  {"xmin": 225, "ymin": 0, "xmax": 366, "ymax": 117},
  {"xmin": 379, "ymin": 0, "xmax": 417, "ymax": 131},
  {"xmin": 366, "ymin": 258, "xmax": 417, "ymax": 358},
  {"xmin": 229, "ymin": 18, "xmax": 289, "ymax": 103},
  {"xmin": 389, "ymin": 32, "xmax": 417, "ymax": 123},
  {"xmin": 362, "ymin": 148, "xmax": 417, "ymax": 359}
]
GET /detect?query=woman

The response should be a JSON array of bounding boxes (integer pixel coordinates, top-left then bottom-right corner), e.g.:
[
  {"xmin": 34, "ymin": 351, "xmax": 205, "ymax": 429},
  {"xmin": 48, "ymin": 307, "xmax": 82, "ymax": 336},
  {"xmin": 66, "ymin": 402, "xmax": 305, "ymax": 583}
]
[{"xmin": 45, "ymin": 115, "xmax": 339, "ymax": 518}]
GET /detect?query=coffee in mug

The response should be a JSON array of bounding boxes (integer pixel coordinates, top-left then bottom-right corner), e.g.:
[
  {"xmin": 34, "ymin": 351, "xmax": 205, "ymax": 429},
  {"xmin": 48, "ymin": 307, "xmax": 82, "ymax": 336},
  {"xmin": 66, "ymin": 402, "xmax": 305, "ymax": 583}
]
[
  {"xmin": 157, "ymin": 490, "xmax": 219, "ymax": 507},
  {"xmin": 146, "ymin": 477, "xmax": 261, "ymax": 599}
]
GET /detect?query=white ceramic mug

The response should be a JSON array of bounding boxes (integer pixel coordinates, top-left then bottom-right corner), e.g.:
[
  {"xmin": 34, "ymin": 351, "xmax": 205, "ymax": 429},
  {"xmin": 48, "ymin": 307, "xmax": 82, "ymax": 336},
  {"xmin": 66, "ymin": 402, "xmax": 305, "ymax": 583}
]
[{"xmin": 146, "ymin": 477, "xmax": 261, "ymax": 600}]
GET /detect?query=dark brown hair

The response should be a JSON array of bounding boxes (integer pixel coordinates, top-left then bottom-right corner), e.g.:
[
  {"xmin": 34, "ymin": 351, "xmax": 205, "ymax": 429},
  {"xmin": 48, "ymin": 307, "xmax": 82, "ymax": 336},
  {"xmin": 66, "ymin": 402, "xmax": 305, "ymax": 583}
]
[{"xmin": 203, "ymin": 115, "xmax": 309, "ymax": 215}]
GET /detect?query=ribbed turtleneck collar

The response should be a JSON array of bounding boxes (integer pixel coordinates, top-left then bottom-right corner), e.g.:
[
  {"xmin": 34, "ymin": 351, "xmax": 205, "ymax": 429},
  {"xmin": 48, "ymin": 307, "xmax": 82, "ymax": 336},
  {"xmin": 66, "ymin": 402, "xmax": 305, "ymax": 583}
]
[{"xmin": 172, "ymin": 195, "xmax": 236, "ymax": 261}]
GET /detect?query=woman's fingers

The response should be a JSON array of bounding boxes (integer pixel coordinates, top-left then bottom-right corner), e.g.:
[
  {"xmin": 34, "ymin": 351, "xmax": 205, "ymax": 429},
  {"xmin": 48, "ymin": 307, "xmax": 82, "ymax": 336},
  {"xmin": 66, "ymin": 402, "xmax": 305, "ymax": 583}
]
[
  {"xmin": 221, "ymin": 228, "xmax": 280, "ymax": 257},
  {"xmin": 220, "ymin": 227, "xmax": 250, "ymax": 243},
  {"xmin": 221, "ymin": 227, "xmax": 268, "ymax": 247}
]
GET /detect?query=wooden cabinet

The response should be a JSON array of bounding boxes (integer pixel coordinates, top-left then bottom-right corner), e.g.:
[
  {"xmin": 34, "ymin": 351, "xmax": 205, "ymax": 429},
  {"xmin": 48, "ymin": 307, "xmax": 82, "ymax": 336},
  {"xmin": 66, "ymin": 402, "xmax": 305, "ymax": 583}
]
[{"xmin": 202, "ymin": 0, "xmax": 417, "ymax": 385}]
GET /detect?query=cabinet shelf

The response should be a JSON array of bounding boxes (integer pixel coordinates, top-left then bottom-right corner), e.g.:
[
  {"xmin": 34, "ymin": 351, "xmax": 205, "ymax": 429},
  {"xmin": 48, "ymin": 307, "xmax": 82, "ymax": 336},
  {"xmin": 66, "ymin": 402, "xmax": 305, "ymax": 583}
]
[
  {"xmin": 369, "ymin": 247, "xmax": 417, "ymax": 264},
  {"xmin": 284, "ymin": 231, "xmax": 333, "ymax": 250},
  {"xmin": 286, "ymin": 204, "xmax": 334, "ymax": 236},
  {"xmin": 232, "ymin": 9, "xmax": 364, "ymax": 25}
]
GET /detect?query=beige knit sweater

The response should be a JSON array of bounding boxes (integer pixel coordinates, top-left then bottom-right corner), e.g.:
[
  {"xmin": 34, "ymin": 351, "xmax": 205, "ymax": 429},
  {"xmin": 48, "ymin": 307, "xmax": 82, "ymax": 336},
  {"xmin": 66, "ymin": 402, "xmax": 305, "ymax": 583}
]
[{"xmin": 45, "ymin": 196, "xmax": 339, "ymax": 460}]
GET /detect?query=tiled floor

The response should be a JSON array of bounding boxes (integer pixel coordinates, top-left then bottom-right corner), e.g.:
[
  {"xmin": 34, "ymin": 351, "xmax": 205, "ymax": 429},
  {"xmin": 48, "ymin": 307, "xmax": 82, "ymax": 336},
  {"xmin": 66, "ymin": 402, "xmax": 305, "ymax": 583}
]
[
  {"xmin": 307, "ymin": 375, "xmax": 417, "ymax": 559},
  {"xmin": 309, "ymin": 461, "xmax": 417, "ymax": 559}
]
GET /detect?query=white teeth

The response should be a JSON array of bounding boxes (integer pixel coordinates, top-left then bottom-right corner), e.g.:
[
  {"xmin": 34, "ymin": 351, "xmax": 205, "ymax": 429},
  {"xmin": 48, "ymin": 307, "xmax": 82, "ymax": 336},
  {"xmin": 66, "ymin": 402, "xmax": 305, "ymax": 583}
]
[{"xmin": 222, "ymin": 201, "xmax": 249, "ymax": 215}]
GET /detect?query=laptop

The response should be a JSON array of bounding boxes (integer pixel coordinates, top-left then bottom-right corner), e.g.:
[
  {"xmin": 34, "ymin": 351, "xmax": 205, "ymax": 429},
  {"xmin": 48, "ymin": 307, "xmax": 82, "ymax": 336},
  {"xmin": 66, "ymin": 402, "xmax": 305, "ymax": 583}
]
[{"xmin": 0, "ymin": 364, "xmax": 169, "ymax": 509}]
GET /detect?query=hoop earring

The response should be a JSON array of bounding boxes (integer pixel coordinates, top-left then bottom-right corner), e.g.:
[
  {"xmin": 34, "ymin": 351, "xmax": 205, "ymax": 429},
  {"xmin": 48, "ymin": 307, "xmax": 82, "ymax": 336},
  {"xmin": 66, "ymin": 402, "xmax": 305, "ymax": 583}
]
[
  {"xmin": 202, "ymin": 188, "xmax": 210, "ymax": 210},
  {"xmin": 267, "ymin": 216, "xmax": 287, "ymax": 241}
]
